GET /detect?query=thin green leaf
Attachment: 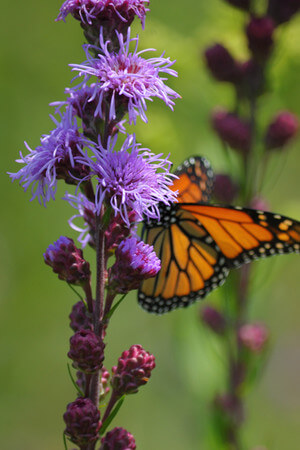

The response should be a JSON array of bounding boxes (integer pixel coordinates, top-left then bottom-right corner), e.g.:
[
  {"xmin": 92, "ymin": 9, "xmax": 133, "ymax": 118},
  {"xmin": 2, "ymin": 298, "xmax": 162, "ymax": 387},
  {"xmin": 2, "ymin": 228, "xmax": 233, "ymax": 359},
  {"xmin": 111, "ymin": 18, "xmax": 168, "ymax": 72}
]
[
  {"xmin": 104, "ymin": 294, "xmax": 127, "ymax": 321},
  {"xmin": 67, "ymin": 363, "xmax": 84, "ymax": 396},
  {"xmin": 100, "ymin": 396, "xmax": 125, "ymax": 436},
  {"xmin": 67, "ymin": 283, "xmax": 84, "ymax": 302},
  {"xmin": 63, "ymin": 432, "xmax": 68, "ymax": 450}
]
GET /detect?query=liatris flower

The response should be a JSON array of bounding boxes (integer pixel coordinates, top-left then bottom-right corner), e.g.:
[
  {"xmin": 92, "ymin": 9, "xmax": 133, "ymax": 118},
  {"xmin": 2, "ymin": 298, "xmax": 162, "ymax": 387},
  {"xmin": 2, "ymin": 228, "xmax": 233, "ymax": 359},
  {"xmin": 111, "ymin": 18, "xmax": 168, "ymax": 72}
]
[
  {"xmin": 99, "ymin": 367, "xmax": 111, "ymax": 402},
  {"xmin": 9, "ymin": 111, "xmax": 92, "ymax": 206},
  {"xmin": 69, "ymin": 300, "xmax": 94, "ymax": 332},
  {"xmin": 246, "ymin": 16, "xmax": 275, "ymax": 60},
  {"xmin": 109, "ymin": 237, "xmax": 161, "ymax": 294},
  {"xmin": 238, "ymin": 323, "xmax": 269, "ymax": 353},
  {"xmin": 200, "ymin": 305, "xmax": 227, "ymax": 335},
  {"xmin": 213, "ymin": 173, "xmax": 239, "ymax": 204},
  {"xmin": 100, "ymin": 427, "xmax": 136, "ymax": 449},
  {"xmin": 212, "ymin": 109, "xmax": 252, "ymax": 153},
  {"xmin": 265, "ymin": 111, "xmax": 299, "ymax": 150},
  {"xmin": 268, "ymin": 0, "xmax": 300, "ymax": 25},
  {"xmin": 204, "ymin": 44, "xmax": 242, "ymax": 84},
  {"xmin": 105, "ymin": 210, "xmax": 138, "ymax": 252},
  {"xmin": 63, "ymin": 397, "xmax": 101, "ymax": 446},
  {"xmin": 44, "ymin": 236, "xmax": 91, "ymax": 285},
  {"xmin": 77, "ymin": 134, "xmax": 176, "ymax": 225},
  {"xmin": 223, "ymin": 0, "xmax": 250, "ymax": 11},
  {"xmin": 70, "ymin": 28, "xmax": 180, "ymax": 124},
  {"xmin": 111, "ymin": 344, "xmax": 155, "ymax": 396},
  {"xmin": 68, "ymin": 329, "xmax": 105, "ymax": 373},
  {"xmin": 57, "ymin": 0, "xmax": 149, "ymax": 29}
]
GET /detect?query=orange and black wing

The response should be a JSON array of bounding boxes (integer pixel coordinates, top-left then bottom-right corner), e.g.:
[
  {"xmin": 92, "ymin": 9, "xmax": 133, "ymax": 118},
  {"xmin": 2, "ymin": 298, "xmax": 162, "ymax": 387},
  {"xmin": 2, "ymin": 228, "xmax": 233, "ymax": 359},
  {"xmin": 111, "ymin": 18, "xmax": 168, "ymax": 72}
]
[
  {"xmin": 138, "ymin": 203, "xmax": 300, "ymax": 314},
  {"xmin": 171, "ymin": 156, "xmax": 214, "ymax": 203}
]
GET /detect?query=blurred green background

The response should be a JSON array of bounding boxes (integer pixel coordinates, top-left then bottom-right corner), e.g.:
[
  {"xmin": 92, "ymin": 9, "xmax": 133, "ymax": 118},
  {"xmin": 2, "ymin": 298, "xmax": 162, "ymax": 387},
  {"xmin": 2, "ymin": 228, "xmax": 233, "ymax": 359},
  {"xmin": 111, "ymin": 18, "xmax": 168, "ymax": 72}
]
[{"xmin": 1, "ymin": 0, "xmax": 300, "ymax": 449}]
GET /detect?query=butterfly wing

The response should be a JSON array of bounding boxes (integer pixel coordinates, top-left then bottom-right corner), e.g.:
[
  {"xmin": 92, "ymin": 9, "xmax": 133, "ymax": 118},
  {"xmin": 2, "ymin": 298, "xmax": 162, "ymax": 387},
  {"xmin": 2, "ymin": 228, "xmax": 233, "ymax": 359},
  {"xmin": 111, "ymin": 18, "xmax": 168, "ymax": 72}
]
[
  {"xmin": 138, "ymin": 203, "xmax": 300, "ymax": 314},
  {"xmin": 171, "ymin": 156, "xmax": 214, "ymax": 203}
]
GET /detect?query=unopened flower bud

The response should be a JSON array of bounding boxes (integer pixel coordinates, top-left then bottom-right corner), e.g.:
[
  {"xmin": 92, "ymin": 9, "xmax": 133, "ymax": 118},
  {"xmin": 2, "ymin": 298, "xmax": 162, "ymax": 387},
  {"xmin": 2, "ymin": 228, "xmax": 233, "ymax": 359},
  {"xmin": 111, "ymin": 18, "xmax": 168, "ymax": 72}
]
[
  {"xmin": 204, "ymin": 44, "xmax": 242, "ymax": 83},
  {"xmin": 268, "ymin": 0, "xmax": 300, "ymax": 25},
  {"xmin": 223, "ymin": 0, "xmax": 251, "ymax": 10},
  {"xmin": 265, "ymin": 111, "xmax": 298, "ymax": 150},
  {"xmin": 68, "ymin": 329, "xmax": 105, "ymax": 373},
  {"xmin": 200, "ymin": 305, "xmax": 227, "ymax": 334},
  {"xmin": 238, "ymin": 323, "xmax": 269, "ymax": 352},
  {"xmin": 69, "ymin": 301, "xmax": 94, "ymax": 332},
  {"xmin": 212, "ymin": 109, "xmax": 252, "ymax": 153},
  {"xmin": 105, "ymin": 211, "xmax": 138, "ymax": 253},
  {"xmin": 246, "ymin": 16, "xmax": 275, "ymax": 60},
  {"xmin": 111, "ymin": 344, "xmax": 155, "ymax": 397},
  {"xmin": 100, "ymin": 427, "xmax": 136, "ymax": 450},
  {"xmin": 109, "ymin": 237, "xmax": 161, "ymax": 294},
  {"xmin": 44, "ymin": 236, "xmax": 91, "ymax": 285},
  {"xmin": 214, "ymin": 174, "xmax": 239, "ymax": 204},
  {"xmin": 63, "ymin": 397, "xmax": 101, "ymax": 446}
]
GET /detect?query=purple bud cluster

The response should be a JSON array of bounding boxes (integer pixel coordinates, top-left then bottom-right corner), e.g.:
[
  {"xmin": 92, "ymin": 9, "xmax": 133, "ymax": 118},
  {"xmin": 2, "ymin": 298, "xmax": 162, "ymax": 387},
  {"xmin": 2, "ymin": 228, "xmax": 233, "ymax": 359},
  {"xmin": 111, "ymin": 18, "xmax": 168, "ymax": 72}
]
[
  {"xmin": 100, "ymin": 427, "xmax": 136, "ymax": 449},
  {"xmin": 64, "ymin": 397, "xmax": 101, "ymax": 446}
]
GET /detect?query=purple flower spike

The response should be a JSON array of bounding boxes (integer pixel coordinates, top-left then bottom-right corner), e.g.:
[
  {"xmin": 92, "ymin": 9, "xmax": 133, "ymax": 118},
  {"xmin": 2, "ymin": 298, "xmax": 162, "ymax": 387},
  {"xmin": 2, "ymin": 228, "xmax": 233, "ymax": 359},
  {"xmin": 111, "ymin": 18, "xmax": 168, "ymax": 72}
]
[
  {"xmin": 63, "ymin": 397, "xmax": 101, "ymax": 446},
  {"xmin": 70, "ymin": 28, "xmax": 180, "ymax": 124},
  {"xmin": 44, "ymin": 236, "xmax": 91, "ymax": 285},
  {"xmin": 100, "ymin": 427, "xmax": 136, "ymax": 450},
  {"xmin": 68, "ymin": 329, "xmax": 105, "ymax": 373},
  {"xmin": 111, "ymin": 344, "xmax": 155, "ymax": 397},
  {"xmin": 9, "ymin": 110, "xmax": 92, "ymax": 206},
  {"xmin": 110, "ymin": 237, "xmax": 161, "ymax": 293},
  {"xmin": 57, "ymin": 0, "xmax": 149, "ymax": 29},
  {"xmin": 77, "ymin": 134, "xmax": 176, "ymax": 225}
]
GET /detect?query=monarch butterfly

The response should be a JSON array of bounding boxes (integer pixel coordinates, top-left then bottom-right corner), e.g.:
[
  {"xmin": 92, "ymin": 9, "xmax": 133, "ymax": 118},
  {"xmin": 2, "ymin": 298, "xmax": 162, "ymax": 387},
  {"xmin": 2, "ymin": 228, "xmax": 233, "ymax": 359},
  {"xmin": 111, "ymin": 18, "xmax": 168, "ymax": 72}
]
[{"xmin": 138, "ymin": 156, "xmax": 300, "ymax": 314}]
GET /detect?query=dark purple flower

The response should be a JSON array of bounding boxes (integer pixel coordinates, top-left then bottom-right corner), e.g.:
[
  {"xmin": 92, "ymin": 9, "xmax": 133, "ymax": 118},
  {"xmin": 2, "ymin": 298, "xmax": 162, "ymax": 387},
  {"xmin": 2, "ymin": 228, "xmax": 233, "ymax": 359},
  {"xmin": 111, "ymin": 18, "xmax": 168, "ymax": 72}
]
[
  {"xmin": 200, "ymin": 305, "xmax": 227, "ymax": 334},
  {"xmin": 204, "ymin": 44, "xmax": 242, "ymax": 84},
  {"xmin": 238, "ymin": 323, "xmax": 269, "ymax": 352},
  {"xmin": 109, "ymin": 237, "xmax": 161, "ymax": 294},
  {"xmin": 212, "ymin": 109, "xmax": 252, "ymax": 153},
  {"xmin": 57, "ymin": 0, "xmax": 149, "ymax": 29},
  {"xmin": 223, "ymin": 0, "xmax": 250, "ymax": 10},
  {"xmin": 213, "ymin": 174, "xmax": 239, "ymax": 204},
  {"xmin": 9, "ymin": 110, "xmax": 92, "ymax": 206},
  {"xmin": 100, "ymin": 427, "xmax": 136, "ymax": 449},
  {"xmin": 265, "ymin": 111, "xmax": 299, "ymax": 150},
  {"xmin": 246, "ymin": 16, "xmax": 275, "ymax": 59},
  {"xmin": 70, "ymin": 28, "xmax": 180, "ymax": 124},
  {"xmin": 70, "ymin": 300, "xmax": 94, "ymax": 332},
  {"xmin": 68, "ymin": 329, "xmax": 105, "ymax": 373},
  {"xmin": 268, "ymin": 0, "xmax": 300, "ymax": 25},
  {"xmin": 63, "ymin": 397, "xmax": 101, "ymax": 446},
  {"xmin": 77, "ymin": 134, "xmax": 176, "ymax": 225},
  {"xmin": 44, "ymin": 236, "xmax": 91, "ymax": 285},
  {"xmin": 111, "ymin": 344, "xmax": 155, "ymax": 396}
]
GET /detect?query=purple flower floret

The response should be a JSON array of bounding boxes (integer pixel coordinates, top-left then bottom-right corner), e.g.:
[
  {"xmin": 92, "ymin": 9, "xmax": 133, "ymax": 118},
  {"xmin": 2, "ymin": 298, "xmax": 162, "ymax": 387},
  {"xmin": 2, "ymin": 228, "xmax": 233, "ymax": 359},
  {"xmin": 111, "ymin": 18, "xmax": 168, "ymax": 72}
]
[
  {"xmin": 9, "ymin": 110, "xmax": 93, "ymax": 206},
  {"xmin": 57, "ymin": 0, "xmax": 149, "ymax": 28},
  {"xmin": 78, "ymin": 134, "xmax": 177, "ymax": 225},
  {"xmin": 70, "ymin": 28, "xmax": 180, "ymax": 124}
]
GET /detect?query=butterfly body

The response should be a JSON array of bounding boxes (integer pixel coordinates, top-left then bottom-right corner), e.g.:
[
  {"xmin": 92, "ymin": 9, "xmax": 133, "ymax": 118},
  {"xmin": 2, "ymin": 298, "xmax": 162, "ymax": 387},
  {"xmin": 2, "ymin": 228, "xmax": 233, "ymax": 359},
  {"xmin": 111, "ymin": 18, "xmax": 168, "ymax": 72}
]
[{"xmin": 138, "ymin": 156, "xmax": 300, "ymax": 314}]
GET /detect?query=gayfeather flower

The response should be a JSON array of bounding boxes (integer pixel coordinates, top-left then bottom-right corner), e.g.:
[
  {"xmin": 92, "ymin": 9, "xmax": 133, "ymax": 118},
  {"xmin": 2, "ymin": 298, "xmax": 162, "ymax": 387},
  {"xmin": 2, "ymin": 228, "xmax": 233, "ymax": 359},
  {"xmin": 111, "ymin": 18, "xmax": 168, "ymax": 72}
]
[
  {"xmin": 57, "ymin": 0, "xmax": 149, "ymax": 29},
  {"xmin": 9, "ymin": 110, "xmax": 93, "ymax": 205},
  {"xmin": 77, "ymin": 134, "xmax": 177, "ymax": 225},
  {"xmin": 70, "ymin": 28, "xmax": 180, "ymax": 124}
]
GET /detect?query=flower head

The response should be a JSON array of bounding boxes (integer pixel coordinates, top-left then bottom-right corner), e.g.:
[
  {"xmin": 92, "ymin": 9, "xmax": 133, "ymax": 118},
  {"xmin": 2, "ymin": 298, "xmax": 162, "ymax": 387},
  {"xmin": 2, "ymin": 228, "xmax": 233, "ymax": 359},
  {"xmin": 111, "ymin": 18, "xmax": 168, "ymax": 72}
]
[
  {"xmin": 212, "ymin": 109, "xmax": 252, "ymax": 154},
  {"xmin": 109, "ymin": 237, "xmax": 161, "ymax": 293},
  {"xmin": 100, "ymin": 427, "xmax": 136, "ymax": 449},
  {"xmin": 70, "ymin": 28, "xmax": 180, "ymax": 124},
  {"xmin": 111, "ymin": 344, "xmax": 155, "ymax": 396},
  {"xmin": 68, "ymin": 329, "xmax": 105, "ymax": 373},
  {"xmin": 204, "ymin": 44, "xmax": 242, "ymax": 84},
  {"xmin": 44, "ymin": 236, "xmax": 91, "ymax": 285},
  {"xmin": 9, "ymin": 110, "xmax": 92, "ymax": 205},
  {"xmin": 265, "ymin": 111, "xmax": 299, "ymax": 150},
  {"xmin": 246, "ymin": 16, "xmax": 275, "ymax": 59},
  {"xmin": 77, "ymin": 134, "xmax": 176, "ymax": 225},
  {"xmin": 238, "ymin": 323, "xmax": 269, "ymax": 353},
  {"xmin": 57, "ymin": 0, "xmax": 149, "ymax": 29},
  {"xmin": 63, "ymin": 397, "xmax": 101, "ymax": 446},
  {"xmin": 70, "ymin": 300, "xmax": 94, "ymax": 332}
]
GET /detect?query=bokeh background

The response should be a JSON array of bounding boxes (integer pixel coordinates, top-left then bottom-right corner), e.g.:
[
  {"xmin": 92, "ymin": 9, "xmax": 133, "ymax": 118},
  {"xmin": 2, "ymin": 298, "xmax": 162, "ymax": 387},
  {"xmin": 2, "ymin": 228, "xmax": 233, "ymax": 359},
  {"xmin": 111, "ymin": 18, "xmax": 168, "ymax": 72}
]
[{"xmin": 1, "ymin": 0, "xmax": 300, "ymax": 449}]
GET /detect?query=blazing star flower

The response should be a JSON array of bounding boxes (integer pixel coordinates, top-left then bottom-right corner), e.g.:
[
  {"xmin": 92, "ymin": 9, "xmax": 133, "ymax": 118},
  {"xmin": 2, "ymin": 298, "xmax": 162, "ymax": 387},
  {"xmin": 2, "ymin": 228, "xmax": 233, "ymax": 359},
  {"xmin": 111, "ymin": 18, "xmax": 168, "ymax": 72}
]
[
  {"xmin": 70, "ymin": 28, "xmax": 180, "ymax": 124},
  {"xmin": 77, "ymin": 134, "xmax": 177, "ymax": 225},
  {"xmin": 57, "ymin": 0, "xmax": 149, "ymax": 29},
  {"xmin": 9, "ymin": 110, "xmax": 93, "ymax": 205}
]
